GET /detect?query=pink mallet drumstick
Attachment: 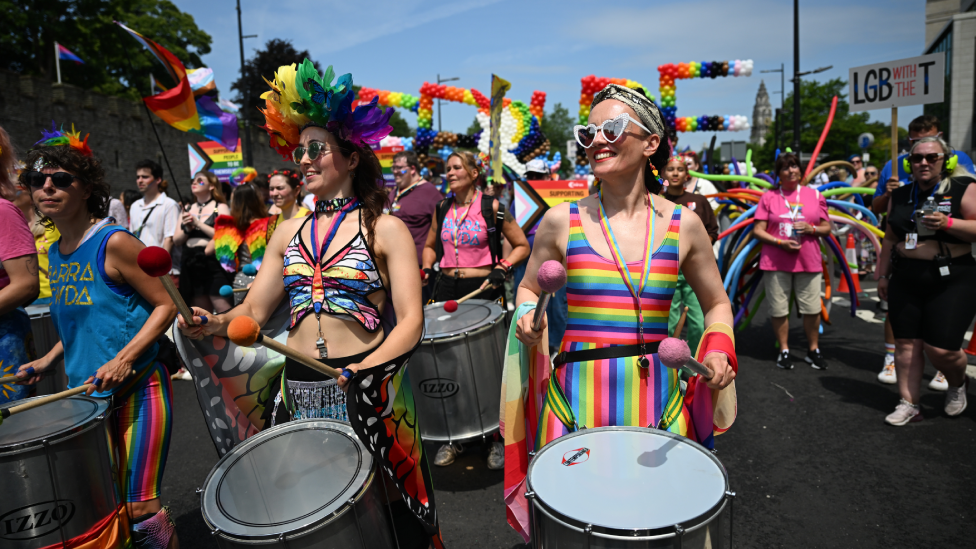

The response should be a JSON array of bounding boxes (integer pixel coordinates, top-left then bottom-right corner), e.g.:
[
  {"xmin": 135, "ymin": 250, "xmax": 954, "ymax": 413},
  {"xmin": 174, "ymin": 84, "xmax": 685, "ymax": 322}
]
[
  {"xmin": 532, "ymin": 261, "xmax": 567, "ymax": 331},
  {"xmin": 658, "ymin": 337, "xmax": 713, "ymax": 379}
]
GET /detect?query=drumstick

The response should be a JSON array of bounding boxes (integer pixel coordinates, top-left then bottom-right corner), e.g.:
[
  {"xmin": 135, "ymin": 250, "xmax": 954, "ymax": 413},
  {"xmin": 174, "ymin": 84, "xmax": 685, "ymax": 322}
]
[
  {"xmin": 0, "ymin": 366, "xmax": 52, "ymax": 385},
  {"xmin": 219, "ymin": 285, "xmax": 249, "ymax": 297},
  {"xmin": 137, "ymin": 247, "xmax": 205, "ymax": 328},
  {"xmin": 673, "ymin": 306, "xmax": 690, "ymax": 339},
  {"xmin": 658, "ymin": 337, "xmax": 714, "ymax": 380},
  {"xmin": 443, "ymin": 285, "xmax": 490, "ymax": 313},
  {"xmin": 0, "ymin": 371, "xmax": 135, "ymax": 425},
  {"xmin": 226, "ymin": 316, "xmax": 346, "ymax": 380},
  {"xmin": 532, "ymin": 261, "xmax": 567, "ymax": 331}
]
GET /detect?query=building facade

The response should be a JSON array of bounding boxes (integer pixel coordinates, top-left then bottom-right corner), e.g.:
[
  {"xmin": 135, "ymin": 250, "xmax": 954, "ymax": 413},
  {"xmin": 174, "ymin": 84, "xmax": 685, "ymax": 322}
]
[{"xmin": 924, "ymin": 0, "xmax": 976, "ymax": 158}]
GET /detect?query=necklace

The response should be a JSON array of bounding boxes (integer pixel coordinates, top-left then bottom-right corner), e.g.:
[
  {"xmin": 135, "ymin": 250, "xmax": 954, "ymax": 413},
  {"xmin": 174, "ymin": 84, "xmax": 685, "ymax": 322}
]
[
  {"xmin": 390, "ymin": 181, "xmax": 423, "ymax": 212},
  {"xmin": 309, "ymin": 199, "xmax": 360, "ymax": 358},
  {"xmin": 597, "ymin": 189, "xmax": 656, "ymax": 368},
  {"xmin": 448, "ymin": 190, "xmax": 480, "ymax": 277},
  {"xmin": 315, "ymin": 196, "xmax": 357, "ymax": 214}
]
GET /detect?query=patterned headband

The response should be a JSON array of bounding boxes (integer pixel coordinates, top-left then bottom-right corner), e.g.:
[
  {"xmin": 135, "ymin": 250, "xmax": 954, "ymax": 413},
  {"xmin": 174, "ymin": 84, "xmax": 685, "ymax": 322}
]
[{"xmin": 591, "ymin": 84, "xmax": 666, "ymax": 139}]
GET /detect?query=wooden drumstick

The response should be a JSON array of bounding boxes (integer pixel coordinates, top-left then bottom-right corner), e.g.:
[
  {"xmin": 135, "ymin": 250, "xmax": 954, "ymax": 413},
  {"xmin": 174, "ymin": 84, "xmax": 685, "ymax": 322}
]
[
  {"xmin": 673, "ymin": 306, "xmax": 690, "ymax": 339},
  {"xmin": 0, "ymin": 366, "xmax": 51, "ymax": 385},
  {"xmin": 218, "ymin": 285, "xmax": 249, "ymax": 297},
  {"xmin": 443, "ymin": 285, "xmax": 491, "ymax": 313},
  {"xmin": 227, "ymin": 316, "xmax": 345, "ymax": 380},
  {"xmin": 0, "ymin": 370, "xmax": 136, "ymax": 425},
  {"xmin": 137, "ymin": 247, "xmax": 202, "ymax": 327}
]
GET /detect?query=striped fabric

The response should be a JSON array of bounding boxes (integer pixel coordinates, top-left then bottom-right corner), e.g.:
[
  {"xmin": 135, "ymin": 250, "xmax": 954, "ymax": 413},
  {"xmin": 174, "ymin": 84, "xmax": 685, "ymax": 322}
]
[
  {"xmin": 116, "ymin": 363, "xmax": 173, "ymax": 502},
  {"xmin": 536, "ymin": 202, "xmax": 688, "ymax": 445}
]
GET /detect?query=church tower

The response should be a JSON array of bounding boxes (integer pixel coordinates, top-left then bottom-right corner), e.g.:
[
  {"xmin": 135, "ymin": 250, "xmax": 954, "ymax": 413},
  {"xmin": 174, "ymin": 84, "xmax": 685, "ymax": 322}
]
[{"xmin": 750, "ymin": 80, "xmax": 772, "ymax": 146}]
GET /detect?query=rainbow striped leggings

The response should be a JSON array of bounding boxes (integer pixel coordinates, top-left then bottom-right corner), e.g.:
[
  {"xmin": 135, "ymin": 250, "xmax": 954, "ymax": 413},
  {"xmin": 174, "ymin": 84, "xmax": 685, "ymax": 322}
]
[{"xmin": 114, "ymin": 363, "xmax": 173, "ymax": 503}]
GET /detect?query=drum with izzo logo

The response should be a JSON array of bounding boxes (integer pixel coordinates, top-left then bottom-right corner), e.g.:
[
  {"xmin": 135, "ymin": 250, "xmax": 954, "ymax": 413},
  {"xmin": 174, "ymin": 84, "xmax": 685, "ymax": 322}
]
[
  {"xmin": 0, "ymin": 395, "xmax": 119, "ymax": 547},
  {"xmin": 526, "ymin": 427, "xmax": 734, "ymax": 548},
  {"xmin": 410, "ymin": 299, "xmax": 507, "ymax": 443},
  {"xmin": 200, "ymin": 419, "xmax": 395, "ymax": 548}
]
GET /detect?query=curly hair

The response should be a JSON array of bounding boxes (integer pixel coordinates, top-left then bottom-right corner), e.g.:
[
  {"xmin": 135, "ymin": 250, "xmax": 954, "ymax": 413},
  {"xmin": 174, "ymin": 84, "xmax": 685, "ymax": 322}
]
[
  {"xmin": 335, "ymin": 137, "xmax": 387, "ymax": 247},
  {"xmin": 20, "ymin": 145, "xmax": 109, "ymax": 224}
]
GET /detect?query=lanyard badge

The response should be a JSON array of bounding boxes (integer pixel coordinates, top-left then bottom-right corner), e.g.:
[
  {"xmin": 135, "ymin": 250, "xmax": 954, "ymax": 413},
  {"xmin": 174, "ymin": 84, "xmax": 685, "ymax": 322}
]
[{"xmin": 309, "ymin": 199, "xmax": 360, "ymax": 357}]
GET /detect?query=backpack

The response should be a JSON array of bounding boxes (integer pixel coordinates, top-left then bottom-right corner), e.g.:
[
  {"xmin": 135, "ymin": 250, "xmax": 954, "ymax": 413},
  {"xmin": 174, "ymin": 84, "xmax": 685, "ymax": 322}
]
[{"xmin": 433, "ymin": 193, "xmax": 505, "ymax": 268}]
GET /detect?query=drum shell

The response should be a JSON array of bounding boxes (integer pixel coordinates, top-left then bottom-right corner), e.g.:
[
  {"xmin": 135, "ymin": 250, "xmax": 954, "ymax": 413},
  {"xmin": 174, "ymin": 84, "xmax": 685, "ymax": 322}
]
[
  {"xmin": 527, "ymin": 427, "xmax": 732, "ymax": 549},
  {"xmin": 232, "ymin": 271, "xmax": 254, "ymax": 306},
  {"xmin": 0, "ymin": 396, "xmax": 119, "ymax": 548},
  {"xmin": 410, "ymin": 301, "xmax": 506, "ymax": 443},
  {"xmin": 201, "ymin": 421, "xmax": 395, "ymax": 549},
  {"xmin": 25, "ymin": 306, "xmax": 69, "ymax": 396}
]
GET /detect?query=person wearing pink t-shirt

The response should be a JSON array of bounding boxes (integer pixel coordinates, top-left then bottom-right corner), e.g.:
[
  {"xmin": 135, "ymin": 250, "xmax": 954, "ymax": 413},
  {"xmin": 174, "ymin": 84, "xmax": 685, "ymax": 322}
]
[{"xmin": 753, "ymin": 152, "xmax": 832, "ymax": 370}]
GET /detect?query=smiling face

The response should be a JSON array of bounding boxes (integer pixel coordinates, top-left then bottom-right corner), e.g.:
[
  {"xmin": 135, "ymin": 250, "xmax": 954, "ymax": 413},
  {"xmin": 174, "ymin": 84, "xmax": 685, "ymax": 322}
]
[
  {"xmin": 31, "ymin": 166, "xmax": 91, "ymax": 221},
  {"xmin": 909, "ymin": 141, "xmax": 946, "ymax": 185},
  {"xmin": 778, "ymin": 161, "xmax": 801, "ymax": 187},
  {"xmin": 445, "ymin": 155, "xmax": 476, "ymax": 196},
  {"xmin": 297, "ymin": 127, "xmax": 358, "ymax": 198},
  {"xmin": 268, "ymin": 174, "xmax": 298, "ymax": 208},
  {"xmin": 585, "ymin": 100, "xmax": 659, "ymax": 182}
]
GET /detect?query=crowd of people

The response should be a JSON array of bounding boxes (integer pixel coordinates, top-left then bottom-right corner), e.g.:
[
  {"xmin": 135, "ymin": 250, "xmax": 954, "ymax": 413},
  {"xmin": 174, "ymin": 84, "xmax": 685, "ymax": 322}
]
[{"xmin": 0, "ymin": 63, "xmax": 973, "ymax": 546}]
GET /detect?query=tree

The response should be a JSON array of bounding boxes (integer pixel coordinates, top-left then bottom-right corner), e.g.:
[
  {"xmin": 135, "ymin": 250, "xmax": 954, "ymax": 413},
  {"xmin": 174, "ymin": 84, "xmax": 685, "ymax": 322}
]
[
  {"xmin": 388, "ymin": 111, "xmax": 413, "ymax": 138},
  {"xmin": 0, "ymin": 0, "xmax": 211, "ymax": 99},
  {"xmin": 753, "ymin": 78, "xmax": 904, "ymax": 173},
  {"xmin": 539, "ymin": 102, "xmax": 575, "ymax": 178},
  {"xmin": 231, "ymin": 39, "xmax": 320, "ymax": 127},
  {"xmin": 466, "ymin": 117, "xmax": 483, "ymax": 136}
]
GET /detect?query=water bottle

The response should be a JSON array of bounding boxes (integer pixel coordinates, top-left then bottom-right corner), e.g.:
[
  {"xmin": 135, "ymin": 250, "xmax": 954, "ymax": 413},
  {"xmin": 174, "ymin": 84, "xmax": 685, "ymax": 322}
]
[{"xmin": 917, "ymin": 196, "xmax": 937, "ymax": 236}]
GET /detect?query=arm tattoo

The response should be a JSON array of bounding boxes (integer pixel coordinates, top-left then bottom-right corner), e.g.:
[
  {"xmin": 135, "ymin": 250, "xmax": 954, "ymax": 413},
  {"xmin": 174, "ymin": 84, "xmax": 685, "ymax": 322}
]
[{"xmin": 26, "ymin": 255, "xmax": 39, "ymax": 276}]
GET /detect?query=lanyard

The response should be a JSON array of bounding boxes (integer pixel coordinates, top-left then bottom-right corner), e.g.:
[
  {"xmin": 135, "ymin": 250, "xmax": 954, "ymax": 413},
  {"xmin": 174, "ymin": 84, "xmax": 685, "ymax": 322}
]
[
  {"xmin": 597, "ymin": 189, "xmax": 655, "ymax": 365},
  {"xmin": 779, "ymin": 188, "xmax": 801, "ymax": 223},
  {"xmin": 391, "ymin": 181, "xmax": 422, "ymax": 209},
  {"xmin": 449, "ymin": 190, "xmax": 480, "ymax": 272},
  {"xmin": 309, "ymin": 199, "xmax": 359, "ymax": 314}
]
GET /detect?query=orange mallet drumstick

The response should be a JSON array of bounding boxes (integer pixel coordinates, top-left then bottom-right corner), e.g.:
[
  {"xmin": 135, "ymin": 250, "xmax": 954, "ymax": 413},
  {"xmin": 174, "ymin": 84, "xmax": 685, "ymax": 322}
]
[{"xmin": 226, "ymin": 316, "xmax": 346, "ymax": 381}]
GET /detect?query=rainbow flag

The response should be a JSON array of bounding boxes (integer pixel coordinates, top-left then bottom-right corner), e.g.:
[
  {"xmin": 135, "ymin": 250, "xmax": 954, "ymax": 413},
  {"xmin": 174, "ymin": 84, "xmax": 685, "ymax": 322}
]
[
  {"xmin": 57, "ymin": 43, "xmax": 84, "ymax": 64},
  {"xmin": 196, "ymin": 95, "xmax": 239, "ymax": 152},
  {"xmin": 115, "ymin": 21, "xmax": 201, "ymax": 133}
]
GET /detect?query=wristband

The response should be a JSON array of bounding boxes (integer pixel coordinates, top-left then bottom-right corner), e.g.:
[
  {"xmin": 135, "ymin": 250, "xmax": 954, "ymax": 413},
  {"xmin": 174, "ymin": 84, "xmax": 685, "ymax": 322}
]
[
  {"xmin": 499, "ymin": 258, "xmax": 513, "ymax": 271},
  {"xmin": 946, "ymin": 217, "xmax": 954, "ymax": 229},
  {"xmin": 775, "ymin": 239, "xmax": 781, "ymax": 246},
  {"xmin": 340, "ymin": 369, "xmax": 353, "ymax": 379}
]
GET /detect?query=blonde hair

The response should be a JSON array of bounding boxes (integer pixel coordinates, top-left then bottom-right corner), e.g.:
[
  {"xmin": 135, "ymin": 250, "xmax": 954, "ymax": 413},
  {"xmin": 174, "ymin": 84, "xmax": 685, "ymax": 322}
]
[
  {"xmin": 446, "ymin": 151, "xmax": 486, "ymax": 189},
  {"xmin": 910, "ymin": 136, "xmax": 973, "ymax": 194},
  {"xmin": 0, "ymin": 125, "xmax": 17, "ymax": 199}
]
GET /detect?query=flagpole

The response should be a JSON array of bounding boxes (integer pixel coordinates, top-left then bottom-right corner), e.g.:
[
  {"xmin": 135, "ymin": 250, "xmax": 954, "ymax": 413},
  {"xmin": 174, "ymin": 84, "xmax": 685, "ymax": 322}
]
[
  {"xmin": 54, "ymin": 41, "xmax": 62, "ymax": 85},
  {"xmin": 116, "ymin": 28, "xmax": 188, "ymax": 207}
]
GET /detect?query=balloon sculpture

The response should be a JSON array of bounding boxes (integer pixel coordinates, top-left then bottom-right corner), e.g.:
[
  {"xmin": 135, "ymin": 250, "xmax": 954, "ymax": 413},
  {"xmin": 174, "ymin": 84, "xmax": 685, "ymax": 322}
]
[{"xmin": 657, "ymin": 59, "xmax": 753, "ymax": 132}]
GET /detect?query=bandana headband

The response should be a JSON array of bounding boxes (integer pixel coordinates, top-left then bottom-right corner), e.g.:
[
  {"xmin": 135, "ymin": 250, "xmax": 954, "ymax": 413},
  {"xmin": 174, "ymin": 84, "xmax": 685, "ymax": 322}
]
[{"xmin": 591, "ymin": 84, "xmax": 666, "ymax": 140}]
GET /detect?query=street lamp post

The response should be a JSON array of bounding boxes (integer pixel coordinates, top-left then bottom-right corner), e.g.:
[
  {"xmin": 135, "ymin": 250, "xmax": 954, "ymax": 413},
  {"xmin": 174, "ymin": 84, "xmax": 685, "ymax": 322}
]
[
  {"xmin": 437, "ymin": 74, "xmax": 459, "ymax": 133},
  {"xmin": 793, "ymin": 0, "xmax": 800, "ymax": 153},
  {"xmin": 237, "ymin": 0, "xmax": 257, "ymax": 166}
]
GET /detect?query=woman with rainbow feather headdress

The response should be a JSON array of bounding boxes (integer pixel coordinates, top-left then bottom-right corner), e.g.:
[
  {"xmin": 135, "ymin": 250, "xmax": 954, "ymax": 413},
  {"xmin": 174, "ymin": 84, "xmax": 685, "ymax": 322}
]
[
  {"xmin": 15, "ymin": 123, "xmax": 181, "ymax": 548},
  {"xmin": 177, "ymin": 60, "xmax": 446, "ymax": 548},
  {"xmin": 503, "ymin": 84, "xmax": 739, "ymax": 542}
]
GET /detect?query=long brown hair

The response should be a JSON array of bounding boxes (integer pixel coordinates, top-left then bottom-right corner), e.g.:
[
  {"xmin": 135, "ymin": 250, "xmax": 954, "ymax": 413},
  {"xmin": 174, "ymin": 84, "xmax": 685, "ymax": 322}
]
[
  {"xmin": 229, "ymin": 183, "xmax": 268, "ymax": 231},
  {"xmin": 195, "ymin": 170, "xmax": 227, "ymax": 203},
  {"xmin": 335, "ymin": 137, "xmax": 387, "ymax": 246}
]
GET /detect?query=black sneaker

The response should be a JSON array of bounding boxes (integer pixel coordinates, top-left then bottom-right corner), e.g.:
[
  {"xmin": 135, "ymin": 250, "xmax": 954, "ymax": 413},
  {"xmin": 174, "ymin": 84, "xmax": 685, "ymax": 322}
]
[
  {"xmin": 806, "ymin": 349, "xmax": 828, "ymax": 370},
  {"xmin": 775, "ymin": 351, "xmax": 793, "ymax": 370}
]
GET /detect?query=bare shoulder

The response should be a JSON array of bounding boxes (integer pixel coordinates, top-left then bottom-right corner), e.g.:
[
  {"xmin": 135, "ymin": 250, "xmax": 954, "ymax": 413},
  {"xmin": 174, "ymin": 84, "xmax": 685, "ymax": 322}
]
[
  {"xmin": 373, "ymin": 213, "xmax": 412, "ymax": 244},
  {"xmin": 540, "ymin": 201, "xmax": 573, "ymax": 229}
]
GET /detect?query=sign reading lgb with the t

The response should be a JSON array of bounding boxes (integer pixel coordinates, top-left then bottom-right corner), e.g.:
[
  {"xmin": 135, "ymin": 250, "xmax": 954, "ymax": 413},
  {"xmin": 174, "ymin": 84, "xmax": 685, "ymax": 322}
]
[{"xmin": 848, "ymin": 53, "xmax": 944, "ymax": 112}]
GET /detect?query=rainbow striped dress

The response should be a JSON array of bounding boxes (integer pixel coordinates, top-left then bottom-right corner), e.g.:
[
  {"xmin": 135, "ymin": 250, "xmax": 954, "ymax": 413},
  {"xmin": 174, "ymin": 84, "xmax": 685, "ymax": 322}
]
[{"xmin": 535, "ymin": 202, "xmax": 688, "ymax": 445}]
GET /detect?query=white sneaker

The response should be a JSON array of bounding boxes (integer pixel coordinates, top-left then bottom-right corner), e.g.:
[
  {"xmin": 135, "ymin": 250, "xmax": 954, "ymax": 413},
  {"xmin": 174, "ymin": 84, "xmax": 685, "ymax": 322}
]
[
  {"xmin": 945, "ymin": 380, "xmax": 968, "ymax": 417},
  {"xmin": 171, "ymin": 368, "xmax": 192, "ymax": 381},
  {"xmin": 877, "ymin": 357, "xmax": 896, "ymax": 384},
  {"xmin": 928, "ymin": 371, "xmax": 948, "ymax": 391},
  {"xmin": 885, "ymin": 399, "xmax": 922, "ymax": 426},
  {"xmin": 433, "ymin": 443, "xmax": 462, "ymax": 467}
]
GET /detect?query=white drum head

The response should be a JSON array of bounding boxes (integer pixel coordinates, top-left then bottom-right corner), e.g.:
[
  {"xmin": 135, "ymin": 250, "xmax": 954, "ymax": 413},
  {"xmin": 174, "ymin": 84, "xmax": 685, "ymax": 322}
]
[
  {"xmin": 528, "ymin": 427, "xmax": 727, "ymax": 532},
  {"xmin": 201, "ymin": 419, "xmax": 372, "ymax": 539},
  {"xmin": 0, "ymin": 396, "xmax": 108, "ymax": 451},
  {"xmin": 424, "ymin": 299, "xmax": 504, "ymax": 340}
]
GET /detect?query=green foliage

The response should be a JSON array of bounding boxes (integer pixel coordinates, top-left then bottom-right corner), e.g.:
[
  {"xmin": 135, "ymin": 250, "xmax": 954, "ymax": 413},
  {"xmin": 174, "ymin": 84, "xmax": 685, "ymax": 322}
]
[
  {"xmin": 466, "ymin": 117, "xmax": 482, "ymax": 136},
  {"xmin": 388, "ymin": 110, "xmax": 413, "ymax": 138},
  {"xmin": 754, "ymin": 78, "xmax": 901, "ymax": 172},
  {"xmin": 232, "ymin": 39, "xmax": 320, "ymax": 126},
  {"xmin": 0, "ymin": 0, "xmax": 211, "ymax": 99},
  {"xmin": 539, "ymin": 102, "xmax": 574, "ymax": 178}
]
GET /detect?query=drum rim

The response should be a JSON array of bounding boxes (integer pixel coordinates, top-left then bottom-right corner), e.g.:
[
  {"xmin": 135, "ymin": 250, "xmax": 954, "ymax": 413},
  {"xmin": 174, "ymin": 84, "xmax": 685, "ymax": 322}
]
[
  {"xmin": 525, "ymin": 426, "xmax": 730, "ymax": 537},
  {"xmin": 0, "ymin": 395, "xmax": 111, "ymax": 454},
  {"xmin": 25, "ymin": 305, "xmax": 51, "ymax": 317},
  {"xmin": 200, "ymin": 419, "xmax": 376, "ymax": 539},
  {"xmin": 423, "ymin": 299, "xmax": 505, "ymax": 340}
]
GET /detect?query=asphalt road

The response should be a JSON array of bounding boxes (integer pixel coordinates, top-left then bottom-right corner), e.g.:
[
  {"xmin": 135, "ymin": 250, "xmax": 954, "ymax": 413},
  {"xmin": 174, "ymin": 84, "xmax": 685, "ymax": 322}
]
[{"xmin": 163, "ymin": 280, "xmax": 976, "ymax": 548}]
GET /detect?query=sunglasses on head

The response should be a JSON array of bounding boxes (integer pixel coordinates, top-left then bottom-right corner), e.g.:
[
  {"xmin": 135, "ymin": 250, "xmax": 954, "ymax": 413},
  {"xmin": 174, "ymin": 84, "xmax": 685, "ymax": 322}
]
[
  {"xmin": 574, "ymin": 113, "xmax": 651, "ymax": 149},
  {"xmin": 292, "ymin": 141, "xmax": 333, "ymax": 165},
  {"xmin": 908, "ymin": 153, "xmax": 944, "ymax": 165},
  {"xmin": 27, "ymin": 171, "xmax": 79, "ymax": 188}
]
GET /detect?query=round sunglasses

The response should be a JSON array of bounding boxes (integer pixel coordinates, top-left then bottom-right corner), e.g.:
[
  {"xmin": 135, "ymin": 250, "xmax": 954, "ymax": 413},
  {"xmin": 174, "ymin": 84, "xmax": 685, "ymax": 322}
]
[
  {"xmin": 574, "ymin": 113, "xmax": 651, "ymax": 149},
  {"xmin": 27, "ymin": 171, "xmax": 80, "ymax": 188},
  {"xmin": 292, "ymin": 141, "xmax": 334, "ymax": 165}
]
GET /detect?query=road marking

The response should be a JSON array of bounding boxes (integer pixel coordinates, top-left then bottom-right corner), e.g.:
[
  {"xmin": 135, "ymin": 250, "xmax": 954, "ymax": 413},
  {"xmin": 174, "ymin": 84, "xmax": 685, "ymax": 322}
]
[{"xmin": 855, "ymin": 310, "xmax": 884, "ymax": 324}]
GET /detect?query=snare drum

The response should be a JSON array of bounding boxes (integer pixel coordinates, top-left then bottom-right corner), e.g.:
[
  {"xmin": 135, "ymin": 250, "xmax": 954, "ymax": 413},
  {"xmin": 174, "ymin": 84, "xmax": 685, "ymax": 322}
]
[
  {"xmin": 526, "ymin": 427, "xmax": 733, "ymax": 548},
  {"xmin": 0, "ymin": 396, "xmax": 119, "ymax": 547},
  {"xmin": 200, "ymin": 419, "xmax": 395, "ymax": 548},
  {"xmin": 410, "ymin": 299, "xmax": 506, "ymax": 443},
  {"xmin": 24, "ymin": 305, "xmax": 69, "ymax": 396}
]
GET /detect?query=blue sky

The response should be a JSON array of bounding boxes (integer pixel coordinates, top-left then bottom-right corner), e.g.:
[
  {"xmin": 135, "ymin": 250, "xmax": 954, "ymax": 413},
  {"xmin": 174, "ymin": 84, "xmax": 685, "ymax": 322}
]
[{"xmin": 169, "ymin": 0, "xmax": 926, "ymax": 151}]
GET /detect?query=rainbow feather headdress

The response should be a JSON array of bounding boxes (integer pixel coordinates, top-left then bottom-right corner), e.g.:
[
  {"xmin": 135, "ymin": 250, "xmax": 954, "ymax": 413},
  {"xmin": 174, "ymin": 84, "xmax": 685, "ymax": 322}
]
[
  {"xmin": 34, "ymin": 121, "xmax": 93, "ymax": 157},
  {"xmin": 259, "ymin": 59, "xmax": 394, "ymax": 159},
  {"xmin": 230, "ymin": 166, "xmax": 257, "ymax": 186}
]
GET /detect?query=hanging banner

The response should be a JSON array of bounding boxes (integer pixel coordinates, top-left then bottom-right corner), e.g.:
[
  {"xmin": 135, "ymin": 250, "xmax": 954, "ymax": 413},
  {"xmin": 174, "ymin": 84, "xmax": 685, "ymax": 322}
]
[
  {"xmin": 190, "ymin": 139, "xmax": 242, "ymax": 183},
  {"xmin": 488, "ymin": 74, "xmax": 511, "ymax": 185}
]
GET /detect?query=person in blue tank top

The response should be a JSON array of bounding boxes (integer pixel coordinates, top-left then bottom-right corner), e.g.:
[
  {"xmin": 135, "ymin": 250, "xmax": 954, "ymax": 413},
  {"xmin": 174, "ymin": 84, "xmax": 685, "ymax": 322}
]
[{"xmin": 14, "ymin": 125, "xmax": 181, "ymax": 549}]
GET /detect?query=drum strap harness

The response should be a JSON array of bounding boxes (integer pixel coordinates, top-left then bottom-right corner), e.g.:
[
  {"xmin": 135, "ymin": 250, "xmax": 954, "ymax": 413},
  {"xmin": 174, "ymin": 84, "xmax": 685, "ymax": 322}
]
[{"xmin": 309, "ymin": 199, "xmax": 360, "ymax": 359}]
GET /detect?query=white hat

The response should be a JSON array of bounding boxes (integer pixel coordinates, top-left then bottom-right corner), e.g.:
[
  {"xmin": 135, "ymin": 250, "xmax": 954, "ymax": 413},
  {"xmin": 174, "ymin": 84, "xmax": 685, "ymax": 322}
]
[{"xmin": 525, "ymin": 159, "xmax": 548, "ymax": 174}]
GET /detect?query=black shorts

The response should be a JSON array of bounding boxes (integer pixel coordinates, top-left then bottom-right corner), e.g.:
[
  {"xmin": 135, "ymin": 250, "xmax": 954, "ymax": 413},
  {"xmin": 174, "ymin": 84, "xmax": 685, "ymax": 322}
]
[
  {"xmin": 431, "ymin": 274, "xmax": 503, "ymax": 303},
  {"xmin": 888, "ymin": 254, "xmax": 976, "ymax": 350},
  {"xmin": 179, "ymin": 246, "xmax": 233, "ymax": 301}
]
